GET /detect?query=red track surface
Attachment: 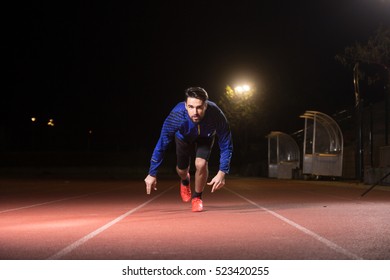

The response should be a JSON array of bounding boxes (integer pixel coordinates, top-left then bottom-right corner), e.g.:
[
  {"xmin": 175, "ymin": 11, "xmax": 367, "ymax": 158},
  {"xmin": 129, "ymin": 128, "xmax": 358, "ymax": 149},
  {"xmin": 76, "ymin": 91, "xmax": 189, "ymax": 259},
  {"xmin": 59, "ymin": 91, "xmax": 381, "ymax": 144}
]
[{"xmin": 0, "ymin": 177, "xmax": 389, "ymax": 260}]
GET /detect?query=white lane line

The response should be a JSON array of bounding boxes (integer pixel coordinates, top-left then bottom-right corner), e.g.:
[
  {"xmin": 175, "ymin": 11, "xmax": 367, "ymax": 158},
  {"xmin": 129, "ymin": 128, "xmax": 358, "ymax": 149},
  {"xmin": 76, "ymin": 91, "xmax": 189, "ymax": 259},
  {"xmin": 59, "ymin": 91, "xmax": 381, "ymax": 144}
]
[
  {"xmin": 0, "ymin": 194, "xmax": 90, "ymax": 214},
  {"xmin": 0, "ymin": 186, "xmax": 128, "ymax": 214},
  {"xmin": 225, "ymin": 187, "xmax": 363, "ymax": 260},
  {"xmin": 47, "ymin": 185, "xmax": 175, "ymax": 260}
]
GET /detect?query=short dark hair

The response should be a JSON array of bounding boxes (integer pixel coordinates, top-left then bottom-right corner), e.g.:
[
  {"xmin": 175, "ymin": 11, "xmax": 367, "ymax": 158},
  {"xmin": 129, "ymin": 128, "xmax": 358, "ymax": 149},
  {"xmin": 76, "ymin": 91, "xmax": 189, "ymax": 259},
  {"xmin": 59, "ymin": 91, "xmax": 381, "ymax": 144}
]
[{"xmin": 185, "ymin": 87, "xmax": 209, "ymax": 102}]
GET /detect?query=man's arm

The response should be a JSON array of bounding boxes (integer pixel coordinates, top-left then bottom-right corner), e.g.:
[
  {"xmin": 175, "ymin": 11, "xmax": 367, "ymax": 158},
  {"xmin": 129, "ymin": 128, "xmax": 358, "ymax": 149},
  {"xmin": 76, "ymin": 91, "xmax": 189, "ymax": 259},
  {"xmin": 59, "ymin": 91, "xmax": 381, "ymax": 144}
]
[
  {"xmin": 148, "ymin": 108, "xmax": 184, "ymax": 176},
  {"xmin": 145, "ymin": 104, "xmax": 184, "ymax": 193},
  {"xmin": 216, "ymin": 112, "xmax": 233, "ymax": 175},
  {"xmin": 208, "ymin": 108, "xmax": 233, "ymax": 192}
]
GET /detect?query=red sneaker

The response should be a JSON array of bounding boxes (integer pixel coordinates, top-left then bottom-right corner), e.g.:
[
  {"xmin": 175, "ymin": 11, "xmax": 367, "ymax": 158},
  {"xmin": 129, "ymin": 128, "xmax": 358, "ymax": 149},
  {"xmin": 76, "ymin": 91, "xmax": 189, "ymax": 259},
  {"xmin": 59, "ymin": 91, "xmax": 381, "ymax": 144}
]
[
  {"xmin": 191, "ymin": 197, "xmax": 203, "ymax": 212},
  {"xmin": 180, "ymin": 173, "xmax": 191, "ymax": 202}
]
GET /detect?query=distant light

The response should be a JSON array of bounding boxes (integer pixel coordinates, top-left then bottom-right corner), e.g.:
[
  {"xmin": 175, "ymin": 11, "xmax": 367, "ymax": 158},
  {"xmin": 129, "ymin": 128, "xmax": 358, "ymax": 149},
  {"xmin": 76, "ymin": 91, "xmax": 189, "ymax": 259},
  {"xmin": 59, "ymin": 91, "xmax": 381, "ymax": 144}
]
[
  {"xmin": 47, "ymin": 119, "xmax": 55, "ymax": 127},
  {"xmin": 234, "ymin": 84, "xmax": 251, "ymax": 95},
  {"xmin": 88, "ymin": 130, "xmax": 93, "ymax": 134},
  {"xmin": 234, "ymin": 85, "xmax": 251, "ymax": 94},
  {"xmin": 31, "ymin": 117, "xmax": 37, "ymax": 122}
]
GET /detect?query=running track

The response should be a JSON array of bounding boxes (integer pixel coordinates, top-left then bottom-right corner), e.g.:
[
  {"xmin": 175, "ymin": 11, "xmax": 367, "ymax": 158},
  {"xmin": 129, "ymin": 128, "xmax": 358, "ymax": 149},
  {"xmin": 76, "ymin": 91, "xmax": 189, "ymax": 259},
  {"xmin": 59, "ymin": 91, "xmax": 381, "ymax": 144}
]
[{"xmin": 0, "ymin": 177, "xmax": 389, "ymax": 260}]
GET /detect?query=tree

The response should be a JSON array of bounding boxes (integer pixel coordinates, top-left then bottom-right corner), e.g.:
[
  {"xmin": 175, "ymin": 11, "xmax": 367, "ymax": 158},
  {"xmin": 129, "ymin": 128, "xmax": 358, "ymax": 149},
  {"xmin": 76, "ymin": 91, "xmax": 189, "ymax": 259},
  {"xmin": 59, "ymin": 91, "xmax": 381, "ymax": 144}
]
[
  {"xmin": 336, "ymin": 26, "xmax": 389, "ymax": 100},
  {"xmin": 336, "ymin": 26, "xmax": 390, "ymax": 180},
  {"xmin": 218, "ymin": 85, "xmax": 260, "ymax": 172},
  {"xmin": 336, "ymin": 26, "xmax": 390, "ymax": 106},
  {"xmin": 335, "ymin": 26, "xmax": 390, "ymax": 68},
  {"xmin": 219, "ymin": 85, "xmax": 258, "ymax": 128}
]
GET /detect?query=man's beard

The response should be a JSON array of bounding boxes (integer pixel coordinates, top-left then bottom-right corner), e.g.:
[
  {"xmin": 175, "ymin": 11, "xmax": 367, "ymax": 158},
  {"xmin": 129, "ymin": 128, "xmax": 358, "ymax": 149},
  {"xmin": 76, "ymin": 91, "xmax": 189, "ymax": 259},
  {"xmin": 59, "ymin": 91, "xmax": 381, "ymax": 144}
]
[{"xmin": 190, "ymin": 115, "xmax": 201, "ymax": 123}]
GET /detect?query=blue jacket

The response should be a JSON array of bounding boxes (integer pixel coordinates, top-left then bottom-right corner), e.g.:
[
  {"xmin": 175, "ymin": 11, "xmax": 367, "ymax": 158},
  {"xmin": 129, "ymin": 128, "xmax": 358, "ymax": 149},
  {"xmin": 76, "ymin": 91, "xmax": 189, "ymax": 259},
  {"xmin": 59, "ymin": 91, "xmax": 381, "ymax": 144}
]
[{"xmin": 149, "ymin": 101, "xmax": 233, "ymax": 176}]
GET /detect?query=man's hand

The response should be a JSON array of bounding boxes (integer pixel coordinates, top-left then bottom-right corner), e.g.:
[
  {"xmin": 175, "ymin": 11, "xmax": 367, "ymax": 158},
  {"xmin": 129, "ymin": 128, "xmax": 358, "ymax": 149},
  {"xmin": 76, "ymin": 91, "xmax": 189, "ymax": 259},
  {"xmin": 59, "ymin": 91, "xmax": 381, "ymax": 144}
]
[
  {"xmin": 144, "ymin": 174, "xmax": 157, "ymax": 194},
  {"xmin": 207, "ymin": 170, "xmax": 226, "ymax": 193}
]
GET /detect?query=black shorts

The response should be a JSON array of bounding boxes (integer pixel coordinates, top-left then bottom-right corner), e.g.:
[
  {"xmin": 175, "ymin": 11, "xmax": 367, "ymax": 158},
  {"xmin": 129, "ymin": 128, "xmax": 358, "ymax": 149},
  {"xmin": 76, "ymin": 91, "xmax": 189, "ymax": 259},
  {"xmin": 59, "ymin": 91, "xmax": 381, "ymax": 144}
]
[{"xmin": 175, "ymin": 136, "xmax": 215, "ymax": 170}]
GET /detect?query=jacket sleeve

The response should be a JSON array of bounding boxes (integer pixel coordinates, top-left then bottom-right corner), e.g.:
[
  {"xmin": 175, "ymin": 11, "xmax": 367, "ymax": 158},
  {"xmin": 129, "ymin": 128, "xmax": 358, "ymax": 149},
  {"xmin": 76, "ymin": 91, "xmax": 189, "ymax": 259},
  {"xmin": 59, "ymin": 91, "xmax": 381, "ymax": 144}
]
[
  {"xmin": 216, "ymin": 111, "xmax": 233, "ymax": 174},
  {"xmin": 148, "ymin": 108, "xmax": 183, "ymax": 176}
]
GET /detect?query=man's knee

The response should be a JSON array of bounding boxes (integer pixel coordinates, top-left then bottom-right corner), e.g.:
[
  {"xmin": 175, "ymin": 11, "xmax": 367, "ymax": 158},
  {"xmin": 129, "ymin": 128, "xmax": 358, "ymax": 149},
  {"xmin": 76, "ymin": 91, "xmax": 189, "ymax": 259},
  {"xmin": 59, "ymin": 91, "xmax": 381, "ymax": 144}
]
[
  {"xmin": 176, "ymin": 166, "xmax": 189, "ymax": 177},
  {"xmin": 195, "ymin": 158, "xmax": 208, "ymax": 171}
]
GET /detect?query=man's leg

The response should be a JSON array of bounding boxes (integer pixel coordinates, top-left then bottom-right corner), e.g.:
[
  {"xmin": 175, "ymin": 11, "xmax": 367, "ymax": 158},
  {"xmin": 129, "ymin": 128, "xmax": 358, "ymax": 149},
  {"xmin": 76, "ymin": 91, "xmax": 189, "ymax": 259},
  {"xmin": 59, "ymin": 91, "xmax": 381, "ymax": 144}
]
[
  {"xmin": 191, "ymin": 137, "xmax": 214, "ymax": 212},
  {"xmin": 194, "ymin": 157, "xmax": 208, "ymax": 194},
  {"xmin": 176, "ymin": 166, "xmax": 189, "ymax": 181},
  {"xmin": 175, "ymin": 137, "xmax": 192, "ymax": 202},
  {"xmin": 193, "ymin": 136, "xmax": 214, "ymax": 196},
  {"xmin": 190, "ymin": 157, "xmax": 207, "ymax": 212},
  {"xmin": 177, "ymin": 165, "xmax": 191, "ymax": 203}
]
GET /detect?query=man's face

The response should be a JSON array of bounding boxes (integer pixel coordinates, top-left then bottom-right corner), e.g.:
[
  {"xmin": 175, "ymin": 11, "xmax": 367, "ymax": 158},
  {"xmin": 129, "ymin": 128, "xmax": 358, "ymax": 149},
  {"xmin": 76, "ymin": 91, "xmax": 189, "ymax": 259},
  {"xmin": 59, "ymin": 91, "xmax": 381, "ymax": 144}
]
[{"xmin": 185, "ymin": 97, "xmax": 207, "ymax": 123}]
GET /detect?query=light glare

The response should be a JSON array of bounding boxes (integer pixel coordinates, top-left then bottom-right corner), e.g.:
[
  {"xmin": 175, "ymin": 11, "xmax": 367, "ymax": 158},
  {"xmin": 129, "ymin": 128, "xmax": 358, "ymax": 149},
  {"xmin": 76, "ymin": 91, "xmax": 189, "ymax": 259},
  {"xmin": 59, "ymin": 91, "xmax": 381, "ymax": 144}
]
[
  {"xmin": 234, "ymin": 84, "xmax": 251, "ymax": 96},
  {"xmin": 47, "ymin": 119, "xmax": 55, "ymax": 127}
]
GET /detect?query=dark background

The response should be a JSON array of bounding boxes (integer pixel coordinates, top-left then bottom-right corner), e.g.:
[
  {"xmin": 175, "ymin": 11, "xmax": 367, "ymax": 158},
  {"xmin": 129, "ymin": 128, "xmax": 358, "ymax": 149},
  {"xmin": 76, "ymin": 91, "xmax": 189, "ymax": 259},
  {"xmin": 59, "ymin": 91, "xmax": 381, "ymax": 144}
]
[{"xmin": 3, "ymin": 1, "xmax": 390, "ymax": 169}]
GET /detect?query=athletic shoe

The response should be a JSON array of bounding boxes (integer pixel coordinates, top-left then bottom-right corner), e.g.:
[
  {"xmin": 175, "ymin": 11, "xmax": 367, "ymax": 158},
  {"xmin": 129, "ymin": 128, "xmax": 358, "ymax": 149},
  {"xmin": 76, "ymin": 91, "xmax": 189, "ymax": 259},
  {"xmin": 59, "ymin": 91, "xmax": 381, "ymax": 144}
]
[
  {"xmin": 180, "ymin": 173, "xmax": 191, "ymax": 202},
  {"xmin": 191, "ymin": 197, "xmax": 203, "ymax": 212}
]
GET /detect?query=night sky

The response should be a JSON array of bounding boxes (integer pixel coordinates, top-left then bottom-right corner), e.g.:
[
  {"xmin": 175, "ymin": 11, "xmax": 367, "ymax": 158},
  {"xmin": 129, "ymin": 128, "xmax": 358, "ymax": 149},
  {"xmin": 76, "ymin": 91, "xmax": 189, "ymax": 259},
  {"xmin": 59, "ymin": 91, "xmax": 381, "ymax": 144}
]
[{"xmin": 4, "ymin": 1, "xmax": 390, "ymax": 152}]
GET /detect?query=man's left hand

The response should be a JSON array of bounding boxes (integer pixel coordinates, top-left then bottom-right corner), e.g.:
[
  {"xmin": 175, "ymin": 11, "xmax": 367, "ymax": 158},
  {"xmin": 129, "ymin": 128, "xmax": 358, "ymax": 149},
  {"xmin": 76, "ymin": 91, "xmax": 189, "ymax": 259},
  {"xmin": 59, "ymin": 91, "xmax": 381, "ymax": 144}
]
[{"xmin": 207, "ymin": 170, "xmax": 226, "ymax": 193}]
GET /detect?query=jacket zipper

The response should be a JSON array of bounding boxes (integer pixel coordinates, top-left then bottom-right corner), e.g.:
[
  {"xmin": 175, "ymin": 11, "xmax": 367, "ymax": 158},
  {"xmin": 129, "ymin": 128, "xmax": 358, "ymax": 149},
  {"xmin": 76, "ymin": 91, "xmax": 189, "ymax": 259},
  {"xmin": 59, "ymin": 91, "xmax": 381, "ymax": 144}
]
[{"xmin": 198, "ymin": 124, "xmax": 200, "ymax": 135}]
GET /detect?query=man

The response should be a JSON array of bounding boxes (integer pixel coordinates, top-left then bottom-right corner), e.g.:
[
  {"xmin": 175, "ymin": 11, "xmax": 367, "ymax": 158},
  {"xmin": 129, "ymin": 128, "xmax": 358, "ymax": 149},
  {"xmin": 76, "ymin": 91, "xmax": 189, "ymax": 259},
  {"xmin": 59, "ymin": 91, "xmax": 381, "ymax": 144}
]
[{"xmin": 144, "ymin": 87, "xmax": 233, "ymax": 212}]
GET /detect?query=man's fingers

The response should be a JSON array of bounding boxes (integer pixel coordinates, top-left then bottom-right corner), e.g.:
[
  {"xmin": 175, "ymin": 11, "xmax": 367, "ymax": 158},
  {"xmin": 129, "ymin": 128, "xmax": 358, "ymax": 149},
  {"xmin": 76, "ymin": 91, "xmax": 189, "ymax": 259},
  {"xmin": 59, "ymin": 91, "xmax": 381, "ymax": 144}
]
[
  {"xmin": 146, "ymin": 186, "xmax": 157, "ymax": 194},
  {"xmin": 210, "ymin": 181, "xmax": 224, "ymax": 193},
  {"xmin": 207, "ymin": 180, "xmax": 216, "ymax": 191},
  {"xmin": 145, "ymin": 181, "xmax": 157, "ymax": 194}
]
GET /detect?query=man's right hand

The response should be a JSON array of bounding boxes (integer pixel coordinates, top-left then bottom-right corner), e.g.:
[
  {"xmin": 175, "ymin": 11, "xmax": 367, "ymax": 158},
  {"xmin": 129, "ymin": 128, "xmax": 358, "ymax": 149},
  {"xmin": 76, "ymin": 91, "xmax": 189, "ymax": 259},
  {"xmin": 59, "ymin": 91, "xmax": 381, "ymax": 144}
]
[{"xmin": 144, "ymin": 174, "xmax": 157, "ymax": 194}]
